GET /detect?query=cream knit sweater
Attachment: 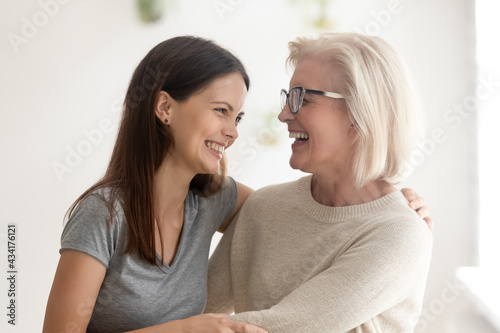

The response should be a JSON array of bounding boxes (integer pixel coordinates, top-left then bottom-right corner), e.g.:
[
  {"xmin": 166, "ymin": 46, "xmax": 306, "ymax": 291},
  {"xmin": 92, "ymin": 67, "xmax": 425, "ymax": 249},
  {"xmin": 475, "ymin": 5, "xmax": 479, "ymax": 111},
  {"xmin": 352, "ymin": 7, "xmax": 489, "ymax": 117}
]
[{"xmin": 206, "ymin": 176, "xmax": 432, "ymax": 332}]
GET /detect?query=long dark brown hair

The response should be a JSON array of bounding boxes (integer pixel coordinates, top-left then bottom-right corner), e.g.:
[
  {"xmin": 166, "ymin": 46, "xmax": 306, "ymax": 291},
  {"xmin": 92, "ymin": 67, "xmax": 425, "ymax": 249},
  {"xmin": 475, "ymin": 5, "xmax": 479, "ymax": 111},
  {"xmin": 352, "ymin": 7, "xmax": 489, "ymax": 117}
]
[{"xmin": 66, "ymin": 36, "xmax": 250, "ymax": 265}]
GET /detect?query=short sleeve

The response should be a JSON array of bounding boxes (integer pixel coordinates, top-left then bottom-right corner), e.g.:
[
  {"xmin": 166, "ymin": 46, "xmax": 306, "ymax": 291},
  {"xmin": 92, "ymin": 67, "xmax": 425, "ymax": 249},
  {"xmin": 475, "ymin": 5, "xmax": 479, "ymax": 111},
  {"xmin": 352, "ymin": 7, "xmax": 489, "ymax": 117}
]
[
  {"xmin": 197, "ymin": 177, "xmax": 238, "ymax": 232},
  {"xmin": 60, "ymin": 193, "xmax": 121, "ymax": 268},
  {"xmin": 217, "ymin": 177, "xmax": 238, "ymax": 223}
]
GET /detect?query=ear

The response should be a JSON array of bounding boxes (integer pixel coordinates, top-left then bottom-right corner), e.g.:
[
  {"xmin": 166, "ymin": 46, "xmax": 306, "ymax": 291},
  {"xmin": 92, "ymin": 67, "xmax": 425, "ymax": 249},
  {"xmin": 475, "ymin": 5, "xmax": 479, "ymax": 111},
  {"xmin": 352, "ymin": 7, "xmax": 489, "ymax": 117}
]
[
  {"xmin": 155, "ymin": 91, "xmax": 174, "ymax": 124},
  {"xmin": 348, "ymin": 122, "xmax": 359, "ymax": 138}
]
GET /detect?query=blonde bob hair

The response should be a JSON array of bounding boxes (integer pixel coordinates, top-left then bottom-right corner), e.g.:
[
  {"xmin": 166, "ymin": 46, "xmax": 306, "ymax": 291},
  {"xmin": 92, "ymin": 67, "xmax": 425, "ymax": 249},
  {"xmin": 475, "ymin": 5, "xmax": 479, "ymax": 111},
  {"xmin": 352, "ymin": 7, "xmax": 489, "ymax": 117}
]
[{"xmin": 287, "ymin": 33, "xmax": 423, "ymax": 188}]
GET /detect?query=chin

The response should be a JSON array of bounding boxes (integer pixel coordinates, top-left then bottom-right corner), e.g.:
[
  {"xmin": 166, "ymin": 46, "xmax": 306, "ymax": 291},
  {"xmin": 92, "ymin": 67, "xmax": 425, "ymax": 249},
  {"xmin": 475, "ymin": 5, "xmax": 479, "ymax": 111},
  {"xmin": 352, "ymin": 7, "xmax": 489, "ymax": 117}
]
[
  {"xmin": 289, "ymin": 157, "xmax": 303, "ymax": 171},
  {"xmin": 202, "ymin": 163, "xmax": 221, "ymax": 175},
  {"xmin": 290, "ymin": 156, "xmax": 315, "ymax": 174}
]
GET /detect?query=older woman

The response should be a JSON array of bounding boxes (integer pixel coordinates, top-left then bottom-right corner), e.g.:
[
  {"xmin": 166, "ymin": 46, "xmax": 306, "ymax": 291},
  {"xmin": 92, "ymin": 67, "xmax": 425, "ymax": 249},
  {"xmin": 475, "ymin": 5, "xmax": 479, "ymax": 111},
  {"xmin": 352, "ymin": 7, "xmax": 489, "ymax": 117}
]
[{"xmin": 206, "ymin": 33, "xmax": 432, "ymax": 332}]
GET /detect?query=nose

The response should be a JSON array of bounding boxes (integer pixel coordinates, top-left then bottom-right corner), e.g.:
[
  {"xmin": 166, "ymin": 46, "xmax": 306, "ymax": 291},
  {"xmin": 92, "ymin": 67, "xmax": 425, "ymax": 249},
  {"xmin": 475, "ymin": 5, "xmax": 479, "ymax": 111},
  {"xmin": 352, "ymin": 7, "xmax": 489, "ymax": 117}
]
[
  {"xmin": 278, "ymin": 103, "xmax": 295, "ymax": 123},
  {"xmin": 222, "ymin": 120, "xmax": 239, "ymax": 141}
]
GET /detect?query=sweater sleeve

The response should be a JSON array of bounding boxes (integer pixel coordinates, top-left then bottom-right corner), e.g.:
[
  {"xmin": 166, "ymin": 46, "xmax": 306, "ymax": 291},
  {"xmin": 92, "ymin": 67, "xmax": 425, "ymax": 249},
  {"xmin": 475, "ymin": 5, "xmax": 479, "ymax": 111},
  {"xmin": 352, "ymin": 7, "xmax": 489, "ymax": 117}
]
[
  {"xmin": 205, "ymin": 211, "xmax": 238, "ymax": 314},
  {"xmin": 230, "ymin": 218, "xmax": 432, "ymax": 332}
]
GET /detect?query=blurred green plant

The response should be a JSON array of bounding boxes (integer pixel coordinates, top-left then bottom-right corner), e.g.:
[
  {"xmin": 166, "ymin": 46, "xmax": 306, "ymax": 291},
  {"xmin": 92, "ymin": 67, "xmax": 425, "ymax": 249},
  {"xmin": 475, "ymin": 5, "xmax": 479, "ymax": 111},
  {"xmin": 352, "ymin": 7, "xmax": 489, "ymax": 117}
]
[
  {"xmin": 137, "ymin": 0, "xmax": 165, "ymax": 23},
  {"xmin": 288, "ymin": 0, "xmax": 337, "ymax": 30}
]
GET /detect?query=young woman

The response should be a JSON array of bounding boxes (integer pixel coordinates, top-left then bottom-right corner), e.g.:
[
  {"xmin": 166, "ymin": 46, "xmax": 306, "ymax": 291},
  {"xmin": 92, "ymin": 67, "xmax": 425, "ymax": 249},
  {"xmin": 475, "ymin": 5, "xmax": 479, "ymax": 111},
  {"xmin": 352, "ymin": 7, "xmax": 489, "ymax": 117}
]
[{"xmin": 43, "ymin": 36, "xmax": 266, "ymax": 333}]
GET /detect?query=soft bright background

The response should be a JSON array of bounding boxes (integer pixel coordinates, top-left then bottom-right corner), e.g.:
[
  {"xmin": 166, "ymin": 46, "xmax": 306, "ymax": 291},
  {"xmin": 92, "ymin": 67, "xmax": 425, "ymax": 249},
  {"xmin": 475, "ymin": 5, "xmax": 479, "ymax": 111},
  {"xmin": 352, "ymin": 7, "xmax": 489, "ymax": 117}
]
[{"xmin": 1, "ymin": 0, "xmax": 499, "ymax": 332}]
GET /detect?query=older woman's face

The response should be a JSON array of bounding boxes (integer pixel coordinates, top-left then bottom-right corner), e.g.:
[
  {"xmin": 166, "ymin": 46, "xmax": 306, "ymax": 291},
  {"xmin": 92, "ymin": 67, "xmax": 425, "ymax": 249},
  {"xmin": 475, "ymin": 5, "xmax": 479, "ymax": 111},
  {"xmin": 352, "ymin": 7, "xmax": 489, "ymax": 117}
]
[{"xmin": 278, "ymin": 56, "xmax": 357, "ymax": 177}]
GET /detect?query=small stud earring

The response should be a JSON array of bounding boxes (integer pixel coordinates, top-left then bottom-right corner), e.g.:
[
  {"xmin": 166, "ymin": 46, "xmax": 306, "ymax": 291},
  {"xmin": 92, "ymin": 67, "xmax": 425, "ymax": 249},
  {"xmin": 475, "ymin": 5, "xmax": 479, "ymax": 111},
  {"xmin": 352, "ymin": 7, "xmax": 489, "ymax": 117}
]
[{"xmin": 164, "ymin": 119, "xmax": 168, "ymax": 123}]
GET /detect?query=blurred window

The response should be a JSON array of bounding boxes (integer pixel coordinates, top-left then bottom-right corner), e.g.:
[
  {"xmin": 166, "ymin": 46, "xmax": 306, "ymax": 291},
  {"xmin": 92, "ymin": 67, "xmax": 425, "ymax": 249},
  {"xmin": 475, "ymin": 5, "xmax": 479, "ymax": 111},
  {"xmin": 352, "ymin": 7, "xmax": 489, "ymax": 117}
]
[{"xmin": 477, "ymin": 0, "xmax": 500, "ymax": 271}]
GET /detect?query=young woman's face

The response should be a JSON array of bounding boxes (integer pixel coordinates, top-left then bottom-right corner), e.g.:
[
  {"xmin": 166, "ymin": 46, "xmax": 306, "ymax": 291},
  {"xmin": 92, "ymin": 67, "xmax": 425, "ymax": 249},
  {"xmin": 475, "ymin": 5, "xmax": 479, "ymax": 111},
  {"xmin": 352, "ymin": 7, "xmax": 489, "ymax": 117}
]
[
  {"xmin": 278, "ymin": 57, "xmax": 356, "ymax": 177},
  {"xmin": 169, "ymin": 72, "xmax": 247, "ymax": 175}
]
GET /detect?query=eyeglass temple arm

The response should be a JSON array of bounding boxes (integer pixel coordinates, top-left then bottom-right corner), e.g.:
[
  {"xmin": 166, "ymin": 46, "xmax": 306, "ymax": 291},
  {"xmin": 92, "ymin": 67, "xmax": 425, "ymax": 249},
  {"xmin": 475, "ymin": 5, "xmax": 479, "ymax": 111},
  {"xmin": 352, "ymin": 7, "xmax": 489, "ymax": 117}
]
[{"xmin": 306, "ymin": 89, "xmax": 344, "ymax": 99}]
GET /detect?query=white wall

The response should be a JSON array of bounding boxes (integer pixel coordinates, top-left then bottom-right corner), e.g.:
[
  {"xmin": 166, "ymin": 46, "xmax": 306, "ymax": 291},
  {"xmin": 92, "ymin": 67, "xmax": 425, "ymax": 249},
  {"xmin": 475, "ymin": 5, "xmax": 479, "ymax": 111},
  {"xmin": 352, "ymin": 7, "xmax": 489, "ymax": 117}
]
[{"xmin": 0, "ymin": 0, "xmax": 494, "ymax": 332}]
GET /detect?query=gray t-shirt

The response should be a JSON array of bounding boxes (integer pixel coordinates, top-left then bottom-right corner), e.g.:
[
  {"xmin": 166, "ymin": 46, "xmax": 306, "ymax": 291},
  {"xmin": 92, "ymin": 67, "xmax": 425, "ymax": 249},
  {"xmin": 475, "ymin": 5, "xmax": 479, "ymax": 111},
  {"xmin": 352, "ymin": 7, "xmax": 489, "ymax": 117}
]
[{"xmin": 60, "ymin": 177, "xmax": 237, "ymax": 332}]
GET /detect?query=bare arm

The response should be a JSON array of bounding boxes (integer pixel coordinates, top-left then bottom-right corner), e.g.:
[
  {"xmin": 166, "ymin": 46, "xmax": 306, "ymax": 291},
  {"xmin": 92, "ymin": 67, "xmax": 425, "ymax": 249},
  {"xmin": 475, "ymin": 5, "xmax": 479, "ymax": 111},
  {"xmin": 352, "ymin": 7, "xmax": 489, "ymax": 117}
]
[
  {"xmin": 44, "ymin": 251, "xmax": 266, "ymax": 333},
  {"xmin": 43, "ymin": 250, "xmax": 106, "ymax": 332}
]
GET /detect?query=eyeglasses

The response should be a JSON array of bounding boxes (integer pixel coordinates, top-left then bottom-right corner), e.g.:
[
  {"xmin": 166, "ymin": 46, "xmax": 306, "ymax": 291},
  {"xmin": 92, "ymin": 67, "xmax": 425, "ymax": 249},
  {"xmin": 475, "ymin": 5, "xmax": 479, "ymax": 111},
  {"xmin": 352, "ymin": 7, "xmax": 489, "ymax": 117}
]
[{"xmin": 280, "ymin": 86, "xmax": 344, "ymax": 114}]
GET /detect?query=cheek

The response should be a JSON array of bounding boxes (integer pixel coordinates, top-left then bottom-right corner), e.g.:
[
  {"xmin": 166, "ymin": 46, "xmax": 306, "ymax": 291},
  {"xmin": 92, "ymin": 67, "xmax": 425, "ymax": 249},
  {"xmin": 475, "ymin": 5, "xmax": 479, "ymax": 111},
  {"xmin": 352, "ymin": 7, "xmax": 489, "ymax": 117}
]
[
  {"xmin": 225, "ymin": 139, "xmax": 235, "ymax": 150},
  {"xmin": 205, "ymin": 116, "xmax": 223, "ymax": 130},
  {"xmin": 183, "ymin": 112, "xmax": 215, "ymax": 136},
  {"xmin": 310, "ymin": 124, "xmax": 350, "ymax": 155}
]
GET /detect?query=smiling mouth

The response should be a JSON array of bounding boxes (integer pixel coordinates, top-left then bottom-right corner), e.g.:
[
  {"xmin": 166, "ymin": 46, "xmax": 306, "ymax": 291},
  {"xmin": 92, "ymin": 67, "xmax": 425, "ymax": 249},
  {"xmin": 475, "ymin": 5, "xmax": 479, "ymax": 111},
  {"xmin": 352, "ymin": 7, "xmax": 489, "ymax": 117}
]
[
  {"xmin": 205, "ymin": 141, "xmax": 225, "ymax": 155},
  {"xmin": 289, "ymin": 132, "xmax": 309, "ymax": 143}
]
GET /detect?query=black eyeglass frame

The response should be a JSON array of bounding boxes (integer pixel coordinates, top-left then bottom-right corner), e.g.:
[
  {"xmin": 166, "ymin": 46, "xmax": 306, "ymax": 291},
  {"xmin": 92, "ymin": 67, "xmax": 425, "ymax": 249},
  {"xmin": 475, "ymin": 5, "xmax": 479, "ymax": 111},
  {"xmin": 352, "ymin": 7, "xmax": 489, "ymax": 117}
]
[{"xmin": 280, "ymin": 86, "xmax": 344, "ymax": 114}]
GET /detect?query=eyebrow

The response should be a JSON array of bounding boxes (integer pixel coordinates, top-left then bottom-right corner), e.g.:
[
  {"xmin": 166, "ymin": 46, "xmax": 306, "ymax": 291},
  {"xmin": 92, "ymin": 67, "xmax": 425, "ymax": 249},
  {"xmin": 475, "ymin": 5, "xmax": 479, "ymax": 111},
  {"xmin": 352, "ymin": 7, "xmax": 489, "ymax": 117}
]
[{"xmin": 210, "ymin": 101, "xmax": 234, "ymax": 112}]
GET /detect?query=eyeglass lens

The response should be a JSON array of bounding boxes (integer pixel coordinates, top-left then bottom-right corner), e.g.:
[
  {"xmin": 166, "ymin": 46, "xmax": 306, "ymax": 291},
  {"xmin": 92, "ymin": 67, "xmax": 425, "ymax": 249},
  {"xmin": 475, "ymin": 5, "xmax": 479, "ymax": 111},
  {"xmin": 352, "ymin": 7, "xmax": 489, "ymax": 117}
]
[
  {"xmin": 281, "ymin": 88, "xmax": 304, "ymax": 114},
  {"xmin": 280, "ymin": 90, "xmax": 287, "ymax": 111}
]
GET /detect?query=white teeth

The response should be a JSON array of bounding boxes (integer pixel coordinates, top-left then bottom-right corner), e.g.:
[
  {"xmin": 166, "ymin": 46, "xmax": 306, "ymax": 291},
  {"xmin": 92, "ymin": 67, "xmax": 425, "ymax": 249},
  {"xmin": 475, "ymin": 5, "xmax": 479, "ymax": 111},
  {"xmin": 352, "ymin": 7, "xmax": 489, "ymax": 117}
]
[
  {"xmin": 289, "ymin": 132, "xmax": 309, "ymax": 140},
  {"xmin": 205, "ymin": 141, "xmax": 224, "ymax": 154}
]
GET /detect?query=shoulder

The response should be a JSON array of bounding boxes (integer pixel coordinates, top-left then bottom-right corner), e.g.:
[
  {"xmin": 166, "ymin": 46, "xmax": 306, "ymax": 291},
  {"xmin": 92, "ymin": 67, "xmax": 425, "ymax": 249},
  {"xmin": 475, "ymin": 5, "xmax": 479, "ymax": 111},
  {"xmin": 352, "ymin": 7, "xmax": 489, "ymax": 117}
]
[
  {"xmin": 383, "ymin": 191, "xmax": 433, "ymax": 240},
  {"xmin": 195, "ymin": 176, "xmax": 237, "ymax": 205},
  {"xmin": 218, "ymin": 176, "xmax": 237, "ymax": 200},
  {"xmin": 68, "ymin": 188, "xmax": 122, "ymax": 223},
  {"xmin": 345, "ymin": 191, "xmax": 433, "ymax": 256},
  {"xmin": 61, "ymin": 188, "xmax": 124, "ymax": 267},
  {"xmin": 245, "ymin": 177, "xmax": 305, "ymax": 206},
  {"xmin": 236, "ymin": 177, "xmax": 308, "ymax": 221},
  {"xmin": 358, "ymin": 197, "xmax": 433, "ymax": 260},
  {"xmin": 63, "ymin": 187, "xmax": 125, "ymax": 241},
  {"xmin": 190, "ymin": 177, "xmax": 238, "ymax": 230},
  {"xmin": 198, "ymin": 176, "xmax": 236, "ymax": 197},
  {"xmin": 379, "ymin": 215, "xmax": 433, "ymax": 247}
]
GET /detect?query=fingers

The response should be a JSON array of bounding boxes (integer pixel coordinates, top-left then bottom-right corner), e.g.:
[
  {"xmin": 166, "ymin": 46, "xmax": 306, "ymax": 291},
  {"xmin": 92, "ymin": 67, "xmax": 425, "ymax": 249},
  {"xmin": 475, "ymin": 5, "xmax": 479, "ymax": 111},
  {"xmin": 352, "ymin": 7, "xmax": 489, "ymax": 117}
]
[
  {"xmin": 203, "ymin": 314, "xmax": 268, "ymax": 333},
  {"xmin": 401, "ymin": 188, "xmax": 424, "ymax": 211},
  {"xmin": 410, "ymin": 198, "xmax": 425, "ymax": 212},
  {"xmin": 424, "ymin": 217, "xmax": 434, "ymax": 231},
  {"xmin": 401, "ymin": 188, "xmax": 433, "ymax": 230},
  {"xmin": 208, "ymin": 313, "xmax": 228, "ymax": 318},
  {"xmin": 408, "ymin": 195, "xmax": 431, "ymax": 222},
  {"xmin": 416, "ymin": 206, "xmax": 429, "ymax": 219},
  {"xmin": 401, "ymin": 188, "xmax": 423, "ymax": 210},
  {"xmin": 228, "ymin": 320, "xmax": 268, "ymax": 333},
  {"xmin": 401, "ymin": 187, "xmax": 416, "ymax": 202}
]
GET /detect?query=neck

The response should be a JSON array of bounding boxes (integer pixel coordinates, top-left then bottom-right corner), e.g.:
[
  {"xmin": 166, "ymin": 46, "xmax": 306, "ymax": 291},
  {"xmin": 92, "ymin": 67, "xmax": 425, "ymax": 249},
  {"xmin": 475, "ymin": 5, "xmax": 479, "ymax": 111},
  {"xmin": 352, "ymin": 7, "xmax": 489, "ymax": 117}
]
[
  {"xmin": 153, "ymin": 158, "xmax": 194, "ymax": 225},
  {"xmin": 310, "ymin": 173, "xmax": 395, "ymax": 207}
]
